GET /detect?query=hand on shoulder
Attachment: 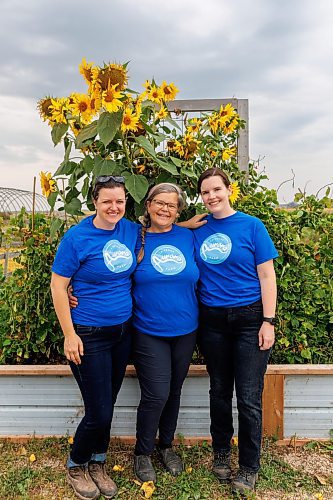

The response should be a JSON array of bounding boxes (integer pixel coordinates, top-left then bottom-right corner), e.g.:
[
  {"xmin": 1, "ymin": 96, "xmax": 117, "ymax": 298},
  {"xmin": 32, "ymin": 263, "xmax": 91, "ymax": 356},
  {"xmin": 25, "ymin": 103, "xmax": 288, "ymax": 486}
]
[{"xmin": 177, "ymin": 213, "xmax": 208, "ymax": 230}]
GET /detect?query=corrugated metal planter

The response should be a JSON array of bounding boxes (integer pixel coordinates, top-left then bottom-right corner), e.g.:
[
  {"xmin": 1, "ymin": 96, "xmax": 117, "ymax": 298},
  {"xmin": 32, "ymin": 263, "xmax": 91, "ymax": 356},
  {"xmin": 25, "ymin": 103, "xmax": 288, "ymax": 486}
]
[{"xmin": 0, "ymin": 365, "xmax": 332, "ymax": 442}]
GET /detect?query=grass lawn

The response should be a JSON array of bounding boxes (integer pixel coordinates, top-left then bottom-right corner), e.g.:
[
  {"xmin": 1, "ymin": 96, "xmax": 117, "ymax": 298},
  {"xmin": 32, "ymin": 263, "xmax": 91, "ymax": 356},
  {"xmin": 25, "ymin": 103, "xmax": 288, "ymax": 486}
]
[{"xmin": 0, "ymin": 437, "xmax": 332, "ymax": 499}]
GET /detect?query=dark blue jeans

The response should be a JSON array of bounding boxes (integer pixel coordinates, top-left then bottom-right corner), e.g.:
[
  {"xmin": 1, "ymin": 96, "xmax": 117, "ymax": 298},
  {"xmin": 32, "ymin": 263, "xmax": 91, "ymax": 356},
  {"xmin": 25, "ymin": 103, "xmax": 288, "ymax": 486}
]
[
  {"xmin": 69, "ymin": 320, "xmax": 132, "ymax": 465},
  {"xmin": 198, "ymin": 301, "xmax": 270, "ymax": 473},
  {"xmin": 133, "ymin": 330, "xmax": 197, "ymax": 455}
]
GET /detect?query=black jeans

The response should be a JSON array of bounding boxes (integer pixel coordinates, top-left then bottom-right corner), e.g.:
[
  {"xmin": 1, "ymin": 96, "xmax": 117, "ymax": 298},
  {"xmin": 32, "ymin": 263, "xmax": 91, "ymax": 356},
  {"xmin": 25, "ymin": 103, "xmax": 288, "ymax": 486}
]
[
  {"xmin": 69, "ymin": 320, "xmax": 132, "ymax": 465},
  {"xmin": 198, "ymin": 301, "xmax": 270, "ymax": 473},
  {"xmin": 133, "ymin": 330, "xmax": 197, "ymax": 456}
]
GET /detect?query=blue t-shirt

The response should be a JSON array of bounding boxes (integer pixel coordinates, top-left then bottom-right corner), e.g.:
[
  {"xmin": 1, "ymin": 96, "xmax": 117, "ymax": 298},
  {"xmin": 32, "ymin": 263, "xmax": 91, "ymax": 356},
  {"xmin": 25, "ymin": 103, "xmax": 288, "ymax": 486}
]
[
  {"xmin": 193, "ymin": 212, "xmax": 278, "ymax": 307},
  {"xmin": 132, "ymin": 225, "xmax": 199, "ymax": 337},
  {"xmin": 52, "ymin": 216, "xmax": 139, "ymax": 326}
]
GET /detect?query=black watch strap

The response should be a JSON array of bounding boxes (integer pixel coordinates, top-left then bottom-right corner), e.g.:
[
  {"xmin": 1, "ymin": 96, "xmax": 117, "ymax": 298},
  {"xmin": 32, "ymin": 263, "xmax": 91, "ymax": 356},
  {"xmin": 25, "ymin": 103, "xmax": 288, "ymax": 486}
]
[{"xmin": 263, "ymin": 316, "xmax": 276, "ymax": 326}]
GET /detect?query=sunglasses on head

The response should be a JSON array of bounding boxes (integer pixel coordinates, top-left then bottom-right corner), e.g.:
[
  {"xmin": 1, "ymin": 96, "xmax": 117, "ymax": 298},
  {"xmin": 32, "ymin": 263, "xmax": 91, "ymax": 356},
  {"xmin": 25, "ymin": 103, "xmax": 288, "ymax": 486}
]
[{"xmin": 95, "ymin": 175, "xmax": 125, "ymax": 184}]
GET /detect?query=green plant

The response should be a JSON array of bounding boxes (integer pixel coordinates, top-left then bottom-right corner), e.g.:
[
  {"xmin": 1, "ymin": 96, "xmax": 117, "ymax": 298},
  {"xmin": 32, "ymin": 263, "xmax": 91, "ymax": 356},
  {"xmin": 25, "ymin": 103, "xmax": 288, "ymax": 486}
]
[{"xmin": 0, "ymin": 212, "xmax": 64, "ymax": 363}]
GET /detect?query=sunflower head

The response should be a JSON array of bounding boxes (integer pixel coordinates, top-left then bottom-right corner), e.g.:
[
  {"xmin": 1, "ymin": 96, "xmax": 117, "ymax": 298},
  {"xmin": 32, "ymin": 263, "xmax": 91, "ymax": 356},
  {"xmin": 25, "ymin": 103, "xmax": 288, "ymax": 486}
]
[
  {"xmin": 79, "ymin": 58, "xmax": 96, "ymax": 86},
  {"xmin": 40, "ymin": 171, "xmax": 57, "ymax": 198},
  {"xmin": 37, "ymin": 97, "xmax": 54, "ymax": 123},
  {"xmin": 121, "ymin": 108, "xmax": 140, "ymax": 133},
  {"xmin": 160, "ymin": 81, "xmax": 179, "ymax": 101},
  {"xmin": 229, "ymin": 181, "xmax": 241, "ymax": 204},
  {"xmin": 97, "ymin": 63, "xmax": 128, "ymax": 91}
]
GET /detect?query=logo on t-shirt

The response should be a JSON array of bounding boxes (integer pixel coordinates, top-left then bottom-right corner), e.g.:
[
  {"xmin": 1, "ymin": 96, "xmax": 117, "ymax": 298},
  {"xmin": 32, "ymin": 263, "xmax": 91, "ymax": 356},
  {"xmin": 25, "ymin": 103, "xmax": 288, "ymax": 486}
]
[
  {"xmin": 200, "ymin": 233, "xmax": 232, "ymax": 264},
  {"xmin": 151, "ymin": 245, "xmax": 186, "ymax": 275},
  {"xmin": 103, "ymin": 239, "xmax": 133, "ymax": 273}
]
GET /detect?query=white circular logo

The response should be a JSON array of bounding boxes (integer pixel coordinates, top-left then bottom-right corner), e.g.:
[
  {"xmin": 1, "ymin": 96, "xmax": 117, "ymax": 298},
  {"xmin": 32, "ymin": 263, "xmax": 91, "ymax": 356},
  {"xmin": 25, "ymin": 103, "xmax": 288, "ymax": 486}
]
[
  {"xmin": 103, "ymin": 239, "xmax": 133, "ymax": 273},
  {"xmin": 200, "ymin": 233, "xmax": 232, "ymax": 264},
  {"xmin": 151, "ymin": 245, "xmax": 186, "ymax": 275}
]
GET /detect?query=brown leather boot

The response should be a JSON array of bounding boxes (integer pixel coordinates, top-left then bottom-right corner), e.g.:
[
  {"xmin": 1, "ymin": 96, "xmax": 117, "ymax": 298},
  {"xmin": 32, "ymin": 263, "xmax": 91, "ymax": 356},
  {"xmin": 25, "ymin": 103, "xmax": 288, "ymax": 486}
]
[
  {"xmin": 88, "ymin": 462, "xmax": 118, "ymax": 499},
  {"xmin": 67, "ymin": 466, "xmax": 100, "ymax": 500}
]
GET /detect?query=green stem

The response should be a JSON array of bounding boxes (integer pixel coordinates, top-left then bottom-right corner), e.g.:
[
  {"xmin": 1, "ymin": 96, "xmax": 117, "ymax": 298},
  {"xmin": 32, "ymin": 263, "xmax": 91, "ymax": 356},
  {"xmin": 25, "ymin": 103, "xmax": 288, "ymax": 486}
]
[{"xmin": 121, "ymin": 133, "xmax": 133, "ymax": 171}]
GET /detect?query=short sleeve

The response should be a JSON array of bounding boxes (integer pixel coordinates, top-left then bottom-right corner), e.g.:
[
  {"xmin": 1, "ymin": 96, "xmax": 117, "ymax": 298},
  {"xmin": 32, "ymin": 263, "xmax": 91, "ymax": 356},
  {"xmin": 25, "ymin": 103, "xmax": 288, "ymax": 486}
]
[
  {"xmin": 52, "ymin": 235, "xmax": 81, "ymax": 278},
  {"xmin": 253, "ymin": 219, "xmax": 279, "ymax": 266}
]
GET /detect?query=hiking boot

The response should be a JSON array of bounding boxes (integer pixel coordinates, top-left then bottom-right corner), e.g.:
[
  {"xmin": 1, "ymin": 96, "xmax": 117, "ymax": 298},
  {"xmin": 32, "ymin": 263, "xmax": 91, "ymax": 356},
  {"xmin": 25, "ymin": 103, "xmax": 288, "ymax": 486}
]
[
  {"xmin": 212, "ymin": 450, "xmax": 231, "ymax": 482},
  {"xmin": 134, "ymin": 454, "xmax": 156, "ymax": 483},
  {"xmin": 88, "ymin": 462, "xmax": 118, "ymax": 499},
  {"xmin": 67, "ymin": 466, "xmax": 100, "ymax": 500},
  {"xmin": 158, "ymin": 447, "xmax": 183, "ymax": 476},
  {"xmin": 232, "ymin": 467, "xmax": 258, "ymax": 495}
]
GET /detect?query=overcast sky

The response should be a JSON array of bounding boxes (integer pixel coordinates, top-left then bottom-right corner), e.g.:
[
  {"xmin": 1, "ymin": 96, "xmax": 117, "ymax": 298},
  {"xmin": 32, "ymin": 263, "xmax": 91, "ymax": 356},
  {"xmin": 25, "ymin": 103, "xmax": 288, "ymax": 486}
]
[{"xmin": 0, "ymin": 0, "xmax": 332, "ymax": 202}]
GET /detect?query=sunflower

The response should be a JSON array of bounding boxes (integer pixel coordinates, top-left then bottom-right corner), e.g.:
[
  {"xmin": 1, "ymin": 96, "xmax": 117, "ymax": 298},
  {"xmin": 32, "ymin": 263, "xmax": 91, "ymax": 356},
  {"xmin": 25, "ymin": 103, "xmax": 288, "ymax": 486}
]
[
  {"xmin": 208, "ymin": 113, "xmax": 220, "ymax": 134},
  {"xmin": 40, "ymin": 171, "xmax": 57, "ymax": 197},
  {"xmin": 135, "ymin": 163, "xmax": 146, "ymax": 174},
  {"xmin": 79, "ymin": 58, "xmax": 96, "ymax": 87},
  {"xmin": 102, "ymin": 84, "xmax": 124, "ymax": 113},
  {"xmin": 223, "ymin": 117, "xmax": 239, "ymax": 135},
  {"xmin": 155, "ymin": 105, "xmax": 168, "ymax": 120},
  {"xmin": 229, "ymin": 181, "xmax": 241, "ymax": 204},
  {"xmin": 146, "ymin": 85, "xmax": 163, "ymax": 104},
  {"xmin": 69, "ymin": 93, "xmax": 93, "ymax": 124},
  {"xmin": 49, "ymin": 97, "xmax": 69, "ymax": 124},
  {"xmin": 37, "ymin": 97, "xmax": 54, "ymax": 124},
  {"xmin": 89, "ymin": 94, "xmax": 102, "ymax": 116},
  {"xmin": 69, "ymin": 121, "xmax": 83, "ymax": 137},
  {"xmin": 160, "ymin": 81, "xmax": 179, "ymax": 101},
  {"xmin": 222, "ymin": 147, "xmax": 237, "ymax": 161},
  {"xmin": 187, "ymin": 117, "xmax": 202, "ymax": 134},
  {"xmin": 183, "ymin": 133, "xmax": 200, "ymax": 159},
  {"xmin": 219, "ymin": 103, "xmax": 236, "ymax": 121},
  {"xmin": 173, "ymin": 140, "xmax": 185, "ymax": 157},
  {"xmin": 97, "ymin": 63, "xmax": 128, "ymax": 91},
  {"xmin": 121, "ymin": 108, "xmax": 140, "ymax": 133}
]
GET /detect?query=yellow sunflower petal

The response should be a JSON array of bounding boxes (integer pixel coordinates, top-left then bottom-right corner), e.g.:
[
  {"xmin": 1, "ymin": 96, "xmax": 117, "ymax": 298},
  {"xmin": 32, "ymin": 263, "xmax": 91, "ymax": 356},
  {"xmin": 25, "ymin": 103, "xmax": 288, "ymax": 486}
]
[
  {"xmin": 229, "ymin": 182, "xmax": 240, "ymax": 204},
  {"xmin": 140, "ymin": 481, "xmax": 156, "ymax": 498}
]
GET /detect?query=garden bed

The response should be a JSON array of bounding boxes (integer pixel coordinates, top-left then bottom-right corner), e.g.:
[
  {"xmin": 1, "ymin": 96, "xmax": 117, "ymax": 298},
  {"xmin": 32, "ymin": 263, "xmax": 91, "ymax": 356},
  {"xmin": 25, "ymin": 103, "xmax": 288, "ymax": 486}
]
[{"xmin": 1, "ymin": 364, "xmax": 332, "ymax": 442}]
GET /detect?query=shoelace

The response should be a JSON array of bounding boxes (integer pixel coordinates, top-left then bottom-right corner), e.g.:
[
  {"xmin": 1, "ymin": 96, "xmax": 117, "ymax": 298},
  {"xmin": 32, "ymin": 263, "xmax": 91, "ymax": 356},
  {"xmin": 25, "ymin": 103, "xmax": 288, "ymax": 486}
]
[
  {"xmin": 90, "ymin": 462, "xmax": 107, "ymax": 479},
  {"xmin": 214, "ymin": 452, "xmax": 230, "ymax": 466}
]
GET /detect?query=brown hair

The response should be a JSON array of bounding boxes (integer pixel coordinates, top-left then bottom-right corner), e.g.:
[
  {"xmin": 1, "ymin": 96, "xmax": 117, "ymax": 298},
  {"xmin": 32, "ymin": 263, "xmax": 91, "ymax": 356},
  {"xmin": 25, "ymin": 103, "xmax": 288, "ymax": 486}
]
[
  {"xmin": 92, "ymin": 178, "xmax": 126, "ymax": 201},
  {"xmin": 197, "ymin": 168, "xmax": 230, "ymax": 194},
  {"xmin": 137, "ymin": 183, "xmax": 186, "ymax": 264}
]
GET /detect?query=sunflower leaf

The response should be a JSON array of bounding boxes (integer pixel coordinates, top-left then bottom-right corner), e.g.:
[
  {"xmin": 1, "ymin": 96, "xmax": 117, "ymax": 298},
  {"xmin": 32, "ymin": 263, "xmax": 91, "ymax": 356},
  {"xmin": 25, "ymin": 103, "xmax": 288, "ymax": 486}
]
[
  {"xmin": 98, "ymin": 111, "xmax": 123, "ymax": 146},
  {"xmin": 123, "ymin": 173, "xmax": 149, "ymax": 203},
  {"xmin": 75, "ymin": 121, "xmax": 98, "ymax": 149},
  {"xmin": 64, "ymin": 197, "xmax": 83, "ymax": 216},
  {"xmin": 155, "ymin": 158, "xmax": 178, "ymax": 176},
  {"xmin": 135, "ymin": 136, "xmax": 156, "ymax": 158},
  {"xmin": 51, "ymin": 123, "xmax": 68, "ymax": 146},
  {"xmin": 93, "ymin": 156, "xmax": 121, "ymax": 176}
]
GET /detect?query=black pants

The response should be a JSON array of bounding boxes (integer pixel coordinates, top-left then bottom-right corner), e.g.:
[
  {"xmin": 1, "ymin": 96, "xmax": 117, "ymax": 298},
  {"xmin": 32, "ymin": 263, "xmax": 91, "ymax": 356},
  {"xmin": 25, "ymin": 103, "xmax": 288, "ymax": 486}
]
[
  {"xmin": 133, "ymin": 330, "xmax": 197, "ymax": 455},
  {"xmin": 69, "ymin": 321, "xmax": 132, "ymax": 465},
  {"xmin": 198, "ymin": 301, "xmax": 270, "ymax": 473}
]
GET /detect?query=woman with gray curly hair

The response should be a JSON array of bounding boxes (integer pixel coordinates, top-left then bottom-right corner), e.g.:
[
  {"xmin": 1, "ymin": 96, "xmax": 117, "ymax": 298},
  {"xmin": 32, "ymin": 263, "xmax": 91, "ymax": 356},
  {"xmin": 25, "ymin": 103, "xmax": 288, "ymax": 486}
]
[{"xmin": 132, "ymin": 183, "xmax": 199, "ymax": 483}]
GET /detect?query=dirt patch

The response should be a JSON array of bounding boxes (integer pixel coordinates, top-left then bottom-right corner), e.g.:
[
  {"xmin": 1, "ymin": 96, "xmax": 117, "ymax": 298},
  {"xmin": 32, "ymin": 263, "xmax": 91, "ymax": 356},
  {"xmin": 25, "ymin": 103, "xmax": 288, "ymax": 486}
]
[{"xmin": 282, "ymin": 448, "xmax": 333, "ymax": 478}]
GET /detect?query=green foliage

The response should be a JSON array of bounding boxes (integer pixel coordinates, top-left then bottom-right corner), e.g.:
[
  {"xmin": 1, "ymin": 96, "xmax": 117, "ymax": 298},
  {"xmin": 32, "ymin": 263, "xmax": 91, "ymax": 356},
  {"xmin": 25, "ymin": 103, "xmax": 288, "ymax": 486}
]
[
  {"xmin": 0, "ymin": 212, "xmax": 64, "ymax": 364},
  {"xmin": 235, "ymin": 179, "xmax": 333, "ymax": 364}
]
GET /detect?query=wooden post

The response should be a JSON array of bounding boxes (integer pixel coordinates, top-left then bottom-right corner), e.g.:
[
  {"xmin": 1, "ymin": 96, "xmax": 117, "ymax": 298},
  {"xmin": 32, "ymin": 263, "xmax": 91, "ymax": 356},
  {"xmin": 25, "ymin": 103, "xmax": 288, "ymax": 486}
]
[{"xmin": 262, "ymin": 373, "xmax": 284, "ymax": 439}]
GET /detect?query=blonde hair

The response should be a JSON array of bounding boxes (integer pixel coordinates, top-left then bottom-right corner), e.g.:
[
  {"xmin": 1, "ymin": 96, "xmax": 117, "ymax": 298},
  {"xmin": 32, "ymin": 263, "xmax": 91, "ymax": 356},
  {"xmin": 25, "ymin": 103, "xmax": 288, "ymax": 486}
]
[{"xmin": 137, "ymin": 183, "xmax": 186, "ymax": 264}]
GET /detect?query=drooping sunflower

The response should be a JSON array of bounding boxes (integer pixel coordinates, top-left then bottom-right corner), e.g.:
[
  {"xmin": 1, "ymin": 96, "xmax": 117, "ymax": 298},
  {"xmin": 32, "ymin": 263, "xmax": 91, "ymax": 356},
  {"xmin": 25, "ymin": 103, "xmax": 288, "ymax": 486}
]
[
  {"xmin": 69, "ymin": 93, "xmax": 93, "ymax": 124},
  {"xmin": 49, "ymin": 97, "xmax": 69, "ymax": 124},
  {"xmin": 222, "ymin": 147, "xmax": 237, "ymax": 161},
  {"xmin": 146, "ymin": 85, "xmax": 163, "ymax": 104},
  {"xmin": 102, "ymin": 84, "xmax": 124, "ymax": 113},
  {"xmin": 173, "ymin": 140, "xmax": 185, "ymax": 157},
  {"xmin": 229, "ymin": 181, "xmax": 241, "ymax": 204},
  {"xmin": 160, "ymin": 81, "xmax": 179, "ymax": 101},
  {"xmin": 69, "ymin": 121, "xmax": 83, "ymax": 137},
  {"xmin": 121, "ymin": 108, "xmax": 140, "ymax": 133},
  {"xmin": 40, "ymin": 171, "xmax": 57, "ymax": 197},
  {"xmin": 37, "ymin": 97, "xmax": 54, "ymax": 124},
  {"xmin": 97, "ymin": 63, "xmax": 128, "ymax": 92},
  {"xmin": 155, "ymin": 105, "xmax": 168, "ymax": 120}
]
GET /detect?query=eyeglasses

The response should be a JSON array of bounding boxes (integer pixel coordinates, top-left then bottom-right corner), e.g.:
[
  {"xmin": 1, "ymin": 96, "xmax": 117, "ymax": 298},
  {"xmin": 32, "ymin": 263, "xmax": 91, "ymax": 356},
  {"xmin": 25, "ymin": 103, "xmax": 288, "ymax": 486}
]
[
  {"xmin": 151, "ymin": 199, "xmax": 178, "ymax": 211},
  {"xmin": 96, "ymin": 175, "xmax": 125, "ymax": 184}
]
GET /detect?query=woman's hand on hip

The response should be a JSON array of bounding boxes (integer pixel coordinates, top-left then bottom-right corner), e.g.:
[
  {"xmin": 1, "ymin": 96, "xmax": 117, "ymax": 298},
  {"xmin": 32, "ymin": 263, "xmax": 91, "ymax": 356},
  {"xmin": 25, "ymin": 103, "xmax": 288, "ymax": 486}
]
[
  {"xmin": 64, "ymin": 333, "xmax": 84, "ymax": 365},
  {"xmin": 67, "ymin": 285, "xmax": 79, "ymax": 308},
  {"xmin": 258, "ymin": 323, "xmax": 275, "ymax": 350}
]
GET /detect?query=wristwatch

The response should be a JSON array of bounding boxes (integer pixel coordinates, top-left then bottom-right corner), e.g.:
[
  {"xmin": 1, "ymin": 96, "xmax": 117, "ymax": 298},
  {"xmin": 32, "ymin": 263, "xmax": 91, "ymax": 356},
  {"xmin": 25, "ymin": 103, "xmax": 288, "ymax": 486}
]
[{"xmin": 263, "ymin": 317, "xmax": 276, "ymax": 326}]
